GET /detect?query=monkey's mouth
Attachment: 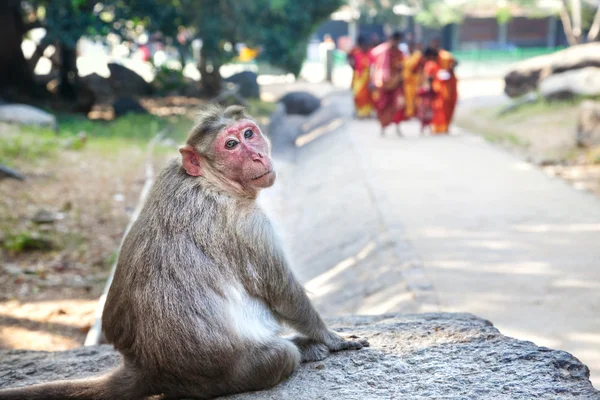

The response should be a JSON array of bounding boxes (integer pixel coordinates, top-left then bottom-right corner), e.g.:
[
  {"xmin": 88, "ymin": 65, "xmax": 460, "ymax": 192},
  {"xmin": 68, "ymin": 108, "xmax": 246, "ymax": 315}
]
[{"xmin": 251, "ymin": 170, "xmax": 274, "ymax": 181}]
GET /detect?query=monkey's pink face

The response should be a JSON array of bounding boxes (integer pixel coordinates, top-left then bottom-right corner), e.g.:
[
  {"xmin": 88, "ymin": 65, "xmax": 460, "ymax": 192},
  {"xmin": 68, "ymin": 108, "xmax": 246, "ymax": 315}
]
[{"xmin": 212, "ymin": 120, "xmax": 275, "ymax": 189}]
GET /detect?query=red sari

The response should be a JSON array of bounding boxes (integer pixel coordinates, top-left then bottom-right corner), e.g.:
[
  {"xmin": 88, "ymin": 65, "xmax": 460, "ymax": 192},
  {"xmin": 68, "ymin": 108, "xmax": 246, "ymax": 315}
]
[
  {"xmin": 424, "ymin": 50, "xmax": 458, "ymax": 134},
  {"xmin": 370, "ymin": 42, "xmax": 405, "ymax": 128},
  {"xmin": 348, "ymin": 47, "xmax": 374, "ymax": 118}
]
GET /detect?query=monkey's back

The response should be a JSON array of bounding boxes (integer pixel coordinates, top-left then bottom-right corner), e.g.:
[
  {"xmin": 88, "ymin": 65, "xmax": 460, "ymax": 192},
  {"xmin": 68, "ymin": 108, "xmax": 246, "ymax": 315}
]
[{"xmin": 102, "ymin": 161, "xmax": 279, "ymax": 378}]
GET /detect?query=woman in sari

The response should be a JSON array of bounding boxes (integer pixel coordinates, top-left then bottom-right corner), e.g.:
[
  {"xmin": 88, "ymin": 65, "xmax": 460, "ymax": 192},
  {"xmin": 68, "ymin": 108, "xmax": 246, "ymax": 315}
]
[
  {"xmin": 425, "ymin": 39, "xmax": 458, "ymax": 134},
  {"xmin": 402, "ymin": 41, "xmax": 423, "ymax": 119},
  {"xmin": 417, "ymin": 48, "xmax": 438, "ymax": 133},
  {"xmin": 370, "ymin": 31, "xmax": 406, "ymax": 136},
  {"xmin": 348, "ymin": 35, "xmax": 373, "ymax": 118}
]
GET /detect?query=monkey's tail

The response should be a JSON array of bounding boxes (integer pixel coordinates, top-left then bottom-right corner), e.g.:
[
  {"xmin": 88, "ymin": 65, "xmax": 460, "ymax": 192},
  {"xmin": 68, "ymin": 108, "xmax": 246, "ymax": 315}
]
[{"xmin": 0, "ymin": 364, "xmax": 149, "ymax": 400}]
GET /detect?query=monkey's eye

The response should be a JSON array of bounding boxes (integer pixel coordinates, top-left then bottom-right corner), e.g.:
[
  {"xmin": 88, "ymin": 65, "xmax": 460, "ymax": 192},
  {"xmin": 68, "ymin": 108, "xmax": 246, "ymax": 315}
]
[
  {"xmin": 225, "ymin": 140, "xmax": 238, "ymax": 149},
  {"xmin": 244, "ymin": 129, "xmax": 254, "ymax": 139}
]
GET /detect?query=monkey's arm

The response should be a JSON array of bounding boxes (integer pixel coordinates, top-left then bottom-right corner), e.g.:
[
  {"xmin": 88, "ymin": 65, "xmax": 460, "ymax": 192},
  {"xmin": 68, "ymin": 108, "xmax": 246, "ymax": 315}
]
[{"xmin": 261, "ymin": 255, "xmax": 368, "ymax": 352}]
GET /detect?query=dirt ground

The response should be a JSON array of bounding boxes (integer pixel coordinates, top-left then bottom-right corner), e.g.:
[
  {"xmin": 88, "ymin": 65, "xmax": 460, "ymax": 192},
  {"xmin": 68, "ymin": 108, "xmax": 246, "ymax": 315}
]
[
  {"xmin": 0, "ymin": 98, "xmax": 207, "ymax": 351},
  {"xmin": 0, "ymin": 95, "xmax": 278, "ymax": 351}
]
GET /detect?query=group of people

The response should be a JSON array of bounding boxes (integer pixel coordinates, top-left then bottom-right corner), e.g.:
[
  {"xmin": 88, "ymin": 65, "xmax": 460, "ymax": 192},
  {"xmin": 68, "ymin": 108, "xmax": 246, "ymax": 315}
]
[{"xmin": 347, "ymin": 31, "xmax": 458, "ymax": 136}]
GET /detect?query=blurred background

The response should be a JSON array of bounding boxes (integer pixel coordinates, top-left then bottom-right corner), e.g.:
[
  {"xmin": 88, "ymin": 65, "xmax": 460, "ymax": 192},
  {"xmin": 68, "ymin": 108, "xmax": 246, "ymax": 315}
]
[{"xmin": 1, "ymin": 0, "xmax": 599, "ymax": 390}]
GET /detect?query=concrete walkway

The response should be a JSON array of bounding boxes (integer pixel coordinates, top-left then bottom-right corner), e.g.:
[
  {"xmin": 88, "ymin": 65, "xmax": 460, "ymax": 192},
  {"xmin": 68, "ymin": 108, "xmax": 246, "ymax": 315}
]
[
  {"xmin": 263, "ymin": 89, "xmax": 600, "ymax": 388},
  {"xmin": 352, "ymin": 117, "xmax": 600, "ymax": 386}
]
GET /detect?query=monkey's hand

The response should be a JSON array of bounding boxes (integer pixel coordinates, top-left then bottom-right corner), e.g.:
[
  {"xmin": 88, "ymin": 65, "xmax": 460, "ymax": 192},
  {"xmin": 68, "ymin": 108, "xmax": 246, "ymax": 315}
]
[{"xmin": 323, "ymin": 330, "xmax": 370, "ymax": 352}]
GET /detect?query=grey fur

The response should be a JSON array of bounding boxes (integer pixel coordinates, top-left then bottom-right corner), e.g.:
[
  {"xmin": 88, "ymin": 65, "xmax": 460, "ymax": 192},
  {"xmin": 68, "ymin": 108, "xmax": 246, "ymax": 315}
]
[{"xmin": 0, "ymin": 105, "xmax": 368, "ymax": 400}]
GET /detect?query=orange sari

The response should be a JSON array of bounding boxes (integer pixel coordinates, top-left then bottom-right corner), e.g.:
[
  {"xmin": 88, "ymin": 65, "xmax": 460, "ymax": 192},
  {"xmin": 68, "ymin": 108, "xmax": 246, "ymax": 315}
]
[
  {"xmin": 402, "ymin": 50, "xmax": 423, "ymax": 119},
  {"xmin": 424, "ymin": 50, "xmax": 458, "ymax": 134},
  {"xmin": 348, "ymin": 47, "xmax": 373, "ymax": 118},
  {"xmin": 370, "ymin": 43, "xmax": 405, "ymax": 128}
]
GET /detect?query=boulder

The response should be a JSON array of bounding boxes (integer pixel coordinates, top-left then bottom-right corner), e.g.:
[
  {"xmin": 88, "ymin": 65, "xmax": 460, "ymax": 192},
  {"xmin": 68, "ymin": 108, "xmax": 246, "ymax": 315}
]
[
  {"xmin": 0, "ymin": 104, "xmax": 57, "ymax": 130},
  {"xmin": 504, "ymin": 43, "xmax": 600, "ymax": 98},
  {"xmin": 0, "ymin": 164, "xmax": 25, "ymax": 181},
  {"xmin": 1, "ymin": 313, "xmax": 598, "ymax": 399},
  {"xmin": 539, "ymin": 67, "xmax": 600, "ymax": 100},
  {"xmin": 577, "ymin": 100, "xmax": 600, "ymax": 148},
  {"xmin": 112, "ymin": 97, "xmax": 148, "ymax": 118},
  {"xmin": 225, "ymin": 71, "xmax": 260, "ymax": 99},
  {"xmin": 81, "ymin": 73, "xmax": 114, "ymax": 103},
  {"xmin": 107, "ymin": 63, "xmax": 153, "ymax": 97},
  {"xmin": 279, "ymin": 91, "xmax": 321, "ymax": 115}
]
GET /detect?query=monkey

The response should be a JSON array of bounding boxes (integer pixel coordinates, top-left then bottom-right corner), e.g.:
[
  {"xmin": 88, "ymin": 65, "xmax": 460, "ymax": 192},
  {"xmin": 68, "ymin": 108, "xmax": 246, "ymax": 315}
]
[{"xmin": 0, "ymin": 104, "xmax": 369, "ymax": 400}]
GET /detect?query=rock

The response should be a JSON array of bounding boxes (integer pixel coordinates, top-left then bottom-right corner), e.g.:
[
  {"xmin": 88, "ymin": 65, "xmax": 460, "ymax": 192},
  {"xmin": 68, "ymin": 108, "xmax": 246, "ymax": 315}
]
[
  {"xmin": 213, "ymin": 85, "xmax": 249, "ymax": 107},
  {"xmin": 107, "ymin": 63, "xmax": 153, "ymax": 97},
  {"xmin": 225, "ymin": 71, "xmax": 260, "ymax": 99},
  {"xmin": 0, "ymin": 104, "xmax": 57, "ymax": 129},
  {"xmin": 539, "ymin": 67, "xmax": 600, "ymax": 100},
  {"xmin": 0, "ymin": 164, "xmax": 25, "ymax": 181},
  {"xmin": 3, "ymin": 263, "xmax": 22, "ymax": 276},
  {"xmin": 112, "ymin": 97, "xmax": 148, "ymax": 118},
  {"xmin": 31, "ymin": 209, "xmax": 63, "ymax": 225},
  {"xmin": 81, "ymin": 73, "xmax": 114, "ymax": 103},
  {"xmin": 504, "ymin": 43, "xmax": 600, "ymax": 98},
  {"xmin": 1, "ymin": 313, "xmax": 598, "ymax": 399},
  {"xmin": 498, "ymin": 92, "xmax": 539, "ymax": 115},
  {"xmin": 577, "ymin": 100, "xmax": 600, "ymax": 148},
  {"xmin": 279, "ymin": 91, "xmax": 321, "ymax": 116}
]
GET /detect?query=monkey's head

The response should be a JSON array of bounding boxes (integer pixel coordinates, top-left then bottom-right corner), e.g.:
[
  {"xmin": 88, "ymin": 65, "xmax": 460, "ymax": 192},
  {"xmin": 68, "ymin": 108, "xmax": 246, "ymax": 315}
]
[{"xmin": 179, "ymin": 104, "xmax": 275, "ymax": 198}]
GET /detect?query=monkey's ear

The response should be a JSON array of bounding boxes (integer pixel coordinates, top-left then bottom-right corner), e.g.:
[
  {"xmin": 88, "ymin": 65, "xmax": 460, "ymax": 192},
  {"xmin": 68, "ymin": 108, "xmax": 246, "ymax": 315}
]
[{"xmin": 179, "ymin": 145, "xmax": 203, "ymax": 177}]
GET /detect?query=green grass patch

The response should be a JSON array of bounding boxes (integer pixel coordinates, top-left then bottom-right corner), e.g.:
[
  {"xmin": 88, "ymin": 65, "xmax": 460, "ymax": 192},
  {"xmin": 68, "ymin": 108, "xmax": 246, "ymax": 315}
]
[
  {"xmin": 0, "ymin": 129, "xmax": 60, "ymax": 166},
  {"xmin": 1, "ymin": 99, "xmax": 276, "ymax": 166},
  {"xmin": 2, "ymin": 231, "xmax": 55, "ymax": 253}
]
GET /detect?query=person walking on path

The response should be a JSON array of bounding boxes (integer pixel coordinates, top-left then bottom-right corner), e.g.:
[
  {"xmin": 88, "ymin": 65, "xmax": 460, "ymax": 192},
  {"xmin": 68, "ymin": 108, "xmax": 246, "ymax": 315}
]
[
  {"xmin": 402, "ymin": 41, "xmax": 424, "ymax": 120},
  {"xmin": 425, "ymin": 39, "xmax": 458, "ymax": 134},
  {"xmin": 348, "ymin": 35, "xmax": 374, "ymax": 119},
  {"xmin": 370, "ymin": 31, "xmax": 406, "ymax": 137}
]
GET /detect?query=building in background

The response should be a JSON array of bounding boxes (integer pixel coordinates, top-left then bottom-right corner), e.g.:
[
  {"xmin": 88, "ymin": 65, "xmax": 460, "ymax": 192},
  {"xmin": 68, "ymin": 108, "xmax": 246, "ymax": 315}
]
[{"xmin": 314, "ymin": 2, "xmax": 569, "ymax": 52}]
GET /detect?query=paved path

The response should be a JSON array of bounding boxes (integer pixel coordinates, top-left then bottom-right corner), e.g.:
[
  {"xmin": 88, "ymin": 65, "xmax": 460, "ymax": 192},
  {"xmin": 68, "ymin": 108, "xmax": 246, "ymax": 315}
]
[
  {"xmin": 263, "ymin": 89, "xmax": 600, "ymax": 388},
  {"xmin": 349, "ymin": 100, "xmax": 600, "ymax": 388}
]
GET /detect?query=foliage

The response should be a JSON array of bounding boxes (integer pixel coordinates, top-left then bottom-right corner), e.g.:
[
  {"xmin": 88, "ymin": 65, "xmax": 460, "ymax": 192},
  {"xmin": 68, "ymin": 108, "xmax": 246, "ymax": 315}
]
[
  {"xmin": 152, "ymin": 65, "xmax": 188, "ymax": 95},
  {"xmin": 0, "ymin": 128, "xmax": 59, "ymax": 166},
  {"xmin": 255, "ymin": 0, "xmax": 343, "ymax": 75},
  {"xmin": 414, "ymin": 0, "xmax": 464, "ymax": 28},
  {"xmin": 180, "ymin": 0, "xmax": 343, "ymax": 76},
  {"xmin": 2, "ymin": 232, "xmax": 54, "ymax": 253}
]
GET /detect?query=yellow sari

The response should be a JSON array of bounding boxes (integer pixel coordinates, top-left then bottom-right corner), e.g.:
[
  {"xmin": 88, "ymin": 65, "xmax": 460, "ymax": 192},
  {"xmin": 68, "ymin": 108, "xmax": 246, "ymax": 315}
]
[
  {"xmin": 402, "ymin": 50, "xmax": 423, "ymax": 119},
  {"xmin": 349, "ymin": 47, "xmax": 374, "ymax": 118}
]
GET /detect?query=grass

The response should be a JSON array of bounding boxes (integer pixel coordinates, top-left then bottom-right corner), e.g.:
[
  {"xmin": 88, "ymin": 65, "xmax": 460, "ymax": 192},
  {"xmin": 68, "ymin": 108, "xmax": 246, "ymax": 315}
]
[
  {"xmin": 2, "ymin": 231, "xmax": 55, "ymax": 253},
  {"xmin": 456, "ymin": 95, "xmax": 600, "ymax": 165},
  {"xmin": 0, "ymin": 99, "xmax": 277, "ymax": 167}
]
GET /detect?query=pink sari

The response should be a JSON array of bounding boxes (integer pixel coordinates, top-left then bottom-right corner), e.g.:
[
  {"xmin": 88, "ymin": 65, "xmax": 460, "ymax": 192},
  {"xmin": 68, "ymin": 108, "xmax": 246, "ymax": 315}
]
[{"xmin": 370, "ymin": 43, "xmax": 405, "ymax": 128}]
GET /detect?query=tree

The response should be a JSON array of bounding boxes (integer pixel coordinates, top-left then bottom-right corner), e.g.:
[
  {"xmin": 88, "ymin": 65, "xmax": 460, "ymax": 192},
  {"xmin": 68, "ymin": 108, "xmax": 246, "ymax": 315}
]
[
  {"xmin": 0, "ymin": 1, "xmax": 37, "ymax": 96},
  {"xmin": 3, "ymin": 0, "xmax": 344, "ymax": 103},
  {"xmin": 556, "ymin": 0, "xmax": 600, "ymax": 44},
  {"xmin": 413, "ymin": 0, "xmax": 600, "ymax": 45},
  {"xmin": 179, "ymin": 0, "xmax": 343, "ymax": 96}
]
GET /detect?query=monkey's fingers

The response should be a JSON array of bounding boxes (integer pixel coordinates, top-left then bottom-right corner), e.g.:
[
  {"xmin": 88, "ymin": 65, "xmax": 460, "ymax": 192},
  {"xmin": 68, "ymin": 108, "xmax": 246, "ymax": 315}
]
[
  {"xmin": 346, "ymin": 335, "xmax": 371, "ymax": 348},
  {"xmin": 335, "ymin": 339, "xmax": 368, "ymax": 351}
]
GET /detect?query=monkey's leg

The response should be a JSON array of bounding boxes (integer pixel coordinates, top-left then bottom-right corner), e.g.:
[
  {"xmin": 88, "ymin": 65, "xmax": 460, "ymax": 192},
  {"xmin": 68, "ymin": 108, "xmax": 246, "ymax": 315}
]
[
  {"xmin": 290, "ymin": 336, "xmax": 329, "ymax": 362},
  {"xmin": 230, "ymin": 338, "xmax": 301, "ymax": 391},
  {"xmin": 163, "ymin": 339, "xmax": 300, "ymax": 400}
]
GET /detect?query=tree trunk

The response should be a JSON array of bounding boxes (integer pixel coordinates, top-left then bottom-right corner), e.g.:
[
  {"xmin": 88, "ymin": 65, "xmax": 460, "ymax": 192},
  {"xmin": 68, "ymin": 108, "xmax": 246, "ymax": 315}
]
[
  {"xmin": 58, "ymin": 44, "xmax": 78, "ymax": 100},
  {"xmin": 570, "ymin": 0, "xmax": 582, "ymax": 40},
  {"xmin": 0, "ymin": 3, "xmax": 36, "ymax": 97},
  {"xmin": 198, "ymin": 52, "xmax": 222, "ymax": 97},
  {"xmin": 588, "ymin": 3, "xmax": 600, "ymax": 41}
]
